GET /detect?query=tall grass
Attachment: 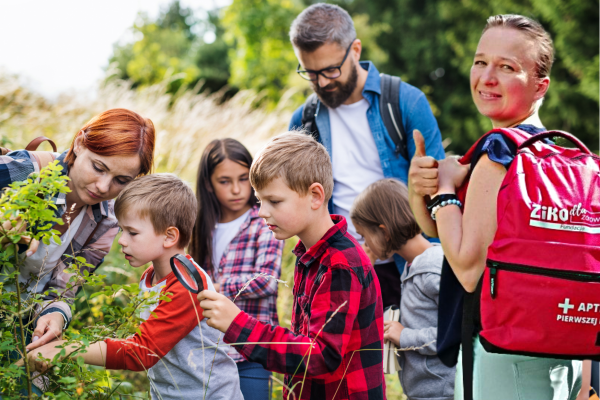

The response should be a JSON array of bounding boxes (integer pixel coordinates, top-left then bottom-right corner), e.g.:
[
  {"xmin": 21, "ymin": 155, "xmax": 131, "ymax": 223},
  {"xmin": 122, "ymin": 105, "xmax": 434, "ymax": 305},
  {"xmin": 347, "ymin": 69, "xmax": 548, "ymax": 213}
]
[
  {"xmin": 0, "ymin": 72, "xmax": 294, "ymax": 183},
  {"xmin": 0, "ymin": 72, "xmax": 405, "ymax": 399}
]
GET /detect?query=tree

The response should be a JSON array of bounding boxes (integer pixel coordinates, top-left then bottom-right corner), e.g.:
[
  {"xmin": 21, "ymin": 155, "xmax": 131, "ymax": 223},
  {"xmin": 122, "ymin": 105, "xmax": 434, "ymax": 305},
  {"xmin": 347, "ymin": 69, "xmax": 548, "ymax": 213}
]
[
  {"xmin": 222, "ymin": 0, "xmax": 305, "ymax": 104},
  {"xmin": 335, "ymin": 0, "xmax": 599, "ymax": 152},
  {"xmin": 108, "ymin": 1, "xmax": 232, "ymax": 95}
]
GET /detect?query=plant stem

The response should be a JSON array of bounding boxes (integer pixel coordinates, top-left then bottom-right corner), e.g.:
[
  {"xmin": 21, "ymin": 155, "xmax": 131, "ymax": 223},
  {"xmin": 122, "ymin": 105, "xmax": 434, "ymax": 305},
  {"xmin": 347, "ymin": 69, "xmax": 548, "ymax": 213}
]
[{"xmin": 14, "ymin": 244, "xmax": 33, "ymax": 399}]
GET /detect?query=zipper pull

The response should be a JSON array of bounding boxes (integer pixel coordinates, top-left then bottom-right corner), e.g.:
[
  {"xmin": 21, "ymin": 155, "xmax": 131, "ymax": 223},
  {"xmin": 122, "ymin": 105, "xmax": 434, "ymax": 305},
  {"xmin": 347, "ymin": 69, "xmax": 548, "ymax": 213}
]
[{"xmin": 490, "ymin": 267, "xmax": 497, "ymax": 299}]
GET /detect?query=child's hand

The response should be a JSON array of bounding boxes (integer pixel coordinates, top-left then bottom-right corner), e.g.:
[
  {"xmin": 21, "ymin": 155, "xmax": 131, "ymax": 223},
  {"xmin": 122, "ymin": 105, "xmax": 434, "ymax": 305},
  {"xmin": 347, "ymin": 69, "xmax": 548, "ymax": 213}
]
[
  {"xmin": 198, "ymin": 290, "xmax": 242, "ymax": 333},
  {"xmin": 383, "ymin": 321, "xmax": 404, "ymax": 347},
  {"xmin": 18, "ymin": 339, "xmax": 69, "ymax": 374}
]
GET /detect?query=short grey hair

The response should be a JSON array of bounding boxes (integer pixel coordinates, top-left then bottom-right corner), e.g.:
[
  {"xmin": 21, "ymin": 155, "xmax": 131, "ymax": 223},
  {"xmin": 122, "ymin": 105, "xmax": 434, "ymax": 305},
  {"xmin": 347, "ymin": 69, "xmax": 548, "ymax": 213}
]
[{"xmin": 290, "ymin": 3, "xmax": 356, "ymax": 52}]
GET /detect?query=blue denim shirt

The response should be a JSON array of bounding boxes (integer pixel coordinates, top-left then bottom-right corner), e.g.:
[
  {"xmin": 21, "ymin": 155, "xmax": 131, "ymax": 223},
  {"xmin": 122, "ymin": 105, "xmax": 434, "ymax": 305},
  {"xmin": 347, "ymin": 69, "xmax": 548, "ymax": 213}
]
[{"xmin": 289, "ymin": 61, "xmax": 445, "ymax": 274}]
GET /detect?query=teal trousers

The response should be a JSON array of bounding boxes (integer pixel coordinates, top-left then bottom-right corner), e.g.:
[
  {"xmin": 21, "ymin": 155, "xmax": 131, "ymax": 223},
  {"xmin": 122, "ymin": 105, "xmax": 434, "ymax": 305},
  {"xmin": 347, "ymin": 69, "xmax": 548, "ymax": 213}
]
[{"xmin": 454, "ymin": 336, "xmax": 582, "ymax": 400}]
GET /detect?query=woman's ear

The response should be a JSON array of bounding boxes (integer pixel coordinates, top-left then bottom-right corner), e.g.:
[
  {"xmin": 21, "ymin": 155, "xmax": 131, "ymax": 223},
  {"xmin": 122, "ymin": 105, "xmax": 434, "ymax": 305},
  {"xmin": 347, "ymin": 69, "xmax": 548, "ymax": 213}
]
[
  {"xmin": 73, "ymin": 132, "xmax": 85, "ymax": 155},
  {"xmin": 164, "ymin": 226, "xmax": 180, "ymax": 249},
  {"xmin": 378, "ymin": 224, "xmax": 391, "ymax": 242},
  {"xmin": 534, "ymin": 76, "xmax": 550, "ymax": 100}
]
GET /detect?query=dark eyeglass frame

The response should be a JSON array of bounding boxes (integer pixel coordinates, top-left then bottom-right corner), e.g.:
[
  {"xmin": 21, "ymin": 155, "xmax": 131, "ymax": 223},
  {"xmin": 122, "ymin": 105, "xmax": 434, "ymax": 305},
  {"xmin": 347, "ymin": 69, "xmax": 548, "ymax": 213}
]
[{"xmin": 296, "ymin": 39, "xmax": 356, "ymax": 81}]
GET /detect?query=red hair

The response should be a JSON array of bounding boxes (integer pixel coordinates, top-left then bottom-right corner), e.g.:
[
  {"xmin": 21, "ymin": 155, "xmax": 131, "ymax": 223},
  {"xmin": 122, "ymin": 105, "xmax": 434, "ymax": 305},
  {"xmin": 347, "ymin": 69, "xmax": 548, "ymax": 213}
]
[{"xmin": 65, "ymin": 108, "xmax": 155, "ymax": 175}]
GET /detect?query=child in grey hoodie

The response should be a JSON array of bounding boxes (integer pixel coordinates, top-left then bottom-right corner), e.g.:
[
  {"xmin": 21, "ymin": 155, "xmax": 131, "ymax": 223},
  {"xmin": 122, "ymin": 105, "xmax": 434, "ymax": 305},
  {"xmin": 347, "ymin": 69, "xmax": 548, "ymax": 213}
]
[{"xmin": 351, "ymin": 178, "xmax": 455, "ymax": 400}]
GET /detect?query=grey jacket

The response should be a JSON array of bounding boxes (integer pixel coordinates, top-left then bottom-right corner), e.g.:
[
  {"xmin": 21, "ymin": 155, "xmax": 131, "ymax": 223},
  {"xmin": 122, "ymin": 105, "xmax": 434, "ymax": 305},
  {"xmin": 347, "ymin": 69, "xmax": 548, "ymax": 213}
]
[{"xmin": 397, "ymin": 245, "xmax": 455, "ymax": 400}]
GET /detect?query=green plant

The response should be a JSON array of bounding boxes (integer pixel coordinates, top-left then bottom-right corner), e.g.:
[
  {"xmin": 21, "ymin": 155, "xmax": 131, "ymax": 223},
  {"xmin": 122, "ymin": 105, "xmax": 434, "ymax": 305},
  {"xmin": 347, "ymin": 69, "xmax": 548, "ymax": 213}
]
[{"xmin": 0, "ymin": 162, "xmax": 163, "ymax": 399}]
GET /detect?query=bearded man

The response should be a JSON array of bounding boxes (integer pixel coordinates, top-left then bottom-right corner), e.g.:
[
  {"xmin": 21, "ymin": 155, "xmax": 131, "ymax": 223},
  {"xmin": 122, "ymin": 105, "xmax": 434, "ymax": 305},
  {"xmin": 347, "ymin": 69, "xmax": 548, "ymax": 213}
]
[{"xmin": 288, "ymin": 3, "xmax": 445, "ymax": 309}]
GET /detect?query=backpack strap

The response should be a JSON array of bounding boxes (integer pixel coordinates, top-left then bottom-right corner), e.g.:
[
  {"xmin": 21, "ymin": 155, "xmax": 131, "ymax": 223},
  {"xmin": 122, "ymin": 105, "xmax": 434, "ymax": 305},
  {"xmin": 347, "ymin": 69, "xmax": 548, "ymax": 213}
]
[
  {"xmin": 25, "ymin": 136, "xmax": 57, "ymax": 153},
  {"xmin": 30, "ymin": 151, "xmax": 57, "ymax": 173},
  {"xmin": 26, "ymin": 137, "xmax": 58, "ymax": 172},
  {"xmin": 301, "ymin": 93, "xmax": 321, "ymax": 143},
  {"xmin": 1, "ymin": 136, "xmax": 57, "ymax": 161},
  {"xmin": 379, "ymin": 73, "xmax": 408, "ymax": 160}
]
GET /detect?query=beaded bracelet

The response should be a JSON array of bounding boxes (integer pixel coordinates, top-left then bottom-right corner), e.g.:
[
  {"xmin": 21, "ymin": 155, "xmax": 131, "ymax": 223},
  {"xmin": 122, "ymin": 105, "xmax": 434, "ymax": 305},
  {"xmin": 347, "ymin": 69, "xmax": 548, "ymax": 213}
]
[{"xmin": 431, "ymin": 198, "xmax": 463, "ymax": 220}]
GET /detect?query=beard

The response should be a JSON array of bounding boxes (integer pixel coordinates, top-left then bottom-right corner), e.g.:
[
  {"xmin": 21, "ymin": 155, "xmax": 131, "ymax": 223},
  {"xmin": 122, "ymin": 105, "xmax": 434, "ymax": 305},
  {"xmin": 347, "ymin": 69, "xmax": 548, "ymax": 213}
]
[{"xmin": 312, "ymin": 61, "xmax": 358, "ymax": 109}]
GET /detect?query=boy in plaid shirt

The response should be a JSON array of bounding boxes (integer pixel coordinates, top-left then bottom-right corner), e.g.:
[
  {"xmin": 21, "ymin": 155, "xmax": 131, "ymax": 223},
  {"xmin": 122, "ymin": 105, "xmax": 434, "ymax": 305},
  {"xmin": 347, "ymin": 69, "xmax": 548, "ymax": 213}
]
[{"xmin": 198, "ymin": 131, "xmax": 386, "ymax": 400}]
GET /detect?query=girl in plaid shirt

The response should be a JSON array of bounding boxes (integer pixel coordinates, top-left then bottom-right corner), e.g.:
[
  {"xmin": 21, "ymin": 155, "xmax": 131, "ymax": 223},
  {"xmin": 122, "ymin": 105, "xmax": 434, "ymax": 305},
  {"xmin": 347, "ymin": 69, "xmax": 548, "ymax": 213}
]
[{"xmin": 189, "ymin": 139, "xmax": 284, "ymax": 400}]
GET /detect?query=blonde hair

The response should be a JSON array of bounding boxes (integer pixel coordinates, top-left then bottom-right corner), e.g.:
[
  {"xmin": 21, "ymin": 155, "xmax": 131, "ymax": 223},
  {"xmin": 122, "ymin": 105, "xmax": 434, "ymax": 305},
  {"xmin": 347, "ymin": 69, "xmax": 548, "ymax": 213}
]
[
  {"xmin": 483, "ymin": 14, "xmax": 554, "ymax": 79},
  {"xmin": 350, "ymin": 179, "xmax": 420, "ymax": 257},
  {"xmin": 250, "ymin": 130, "xmax": 333, "ymax": 200},
  {"xmin": 115, "ymin": 173, "xmax": 198, "ymax": 247}
]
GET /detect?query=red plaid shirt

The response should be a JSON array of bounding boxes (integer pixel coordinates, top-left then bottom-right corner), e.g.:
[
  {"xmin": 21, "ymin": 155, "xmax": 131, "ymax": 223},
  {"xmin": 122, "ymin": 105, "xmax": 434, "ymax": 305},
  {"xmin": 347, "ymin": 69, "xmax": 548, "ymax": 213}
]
[
  {"xmin": 224, "ymin": 216, "xmax": 386, "ymax": 400},
  {"xmin": 213, "ymin": 205, "xmax": 284, "ymax": 362}
]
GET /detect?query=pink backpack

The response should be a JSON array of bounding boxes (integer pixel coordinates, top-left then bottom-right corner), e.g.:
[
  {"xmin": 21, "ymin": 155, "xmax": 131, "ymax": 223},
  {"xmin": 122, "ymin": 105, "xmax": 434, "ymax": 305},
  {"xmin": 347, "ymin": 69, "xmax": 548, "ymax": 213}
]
[{"xmin": 458, "ymin": 128, "xmax": 600, "ymax": 360}]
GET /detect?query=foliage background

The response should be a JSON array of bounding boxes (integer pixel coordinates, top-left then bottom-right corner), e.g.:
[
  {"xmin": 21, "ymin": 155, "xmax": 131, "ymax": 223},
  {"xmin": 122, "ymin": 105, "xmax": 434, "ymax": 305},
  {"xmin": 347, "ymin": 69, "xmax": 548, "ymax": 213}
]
[
  {"xmin": 108, "ymin": 0, "xmax": 599, "ymax": 152},
  {"xmin": 0, "ymin": 0, "xmax": 597, "ymax": 398}
]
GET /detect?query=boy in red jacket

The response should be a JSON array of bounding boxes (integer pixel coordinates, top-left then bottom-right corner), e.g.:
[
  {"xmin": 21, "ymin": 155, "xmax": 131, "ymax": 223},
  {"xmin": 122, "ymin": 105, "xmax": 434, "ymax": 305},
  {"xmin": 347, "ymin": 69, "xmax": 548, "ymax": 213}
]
[
  {"xmin": 199, "ymin": 131, "xmax": 386, "ymax": 400},
  {"xmin": 23, "ymin": 174, "xmax": 243, "ymax": 400}
]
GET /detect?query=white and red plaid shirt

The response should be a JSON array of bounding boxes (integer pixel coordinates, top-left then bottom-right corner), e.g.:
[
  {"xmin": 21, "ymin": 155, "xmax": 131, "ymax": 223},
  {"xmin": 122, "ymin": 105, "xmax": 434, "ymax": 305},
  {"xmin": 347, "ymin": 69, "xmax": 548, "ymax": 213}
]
[{"xmin": 212, "ymin": 205, "xmax": 284, "ymax": 362}]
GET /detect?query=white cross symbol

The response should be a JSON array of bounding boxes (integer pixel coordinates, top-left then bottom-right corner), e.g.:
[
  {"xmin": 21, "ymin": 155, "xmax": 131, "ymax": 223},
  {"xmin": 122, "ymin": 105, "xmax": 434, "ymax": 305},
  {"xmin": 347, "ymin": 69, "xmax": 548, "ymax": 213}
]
[{"xmin": 558, "ymin": 298, "xmax": 575, "ymax": 314}]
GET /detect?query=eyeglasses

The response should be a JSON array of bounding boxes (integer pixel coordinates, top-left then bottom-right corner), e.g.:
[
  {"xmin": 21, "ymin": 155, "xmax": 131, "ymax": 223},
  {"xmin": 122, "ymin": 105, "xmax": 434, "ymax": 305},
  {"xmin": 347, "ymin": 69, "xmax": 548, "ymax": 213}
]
[{"xmin": 296, "ymin": 40, "xmax": 355, "ymax": 81}]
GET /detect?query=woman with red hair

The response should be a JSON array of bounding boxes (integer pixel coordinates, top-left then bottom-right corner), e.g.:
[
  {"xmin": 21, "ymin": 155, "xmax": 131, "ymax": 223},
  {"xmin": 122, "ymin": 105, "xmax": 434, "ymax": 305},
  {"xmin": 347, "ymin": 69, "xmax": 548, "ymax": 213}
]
[{"xmin": 0, "ymin": 108, "xmax": 155, "ymax": 358}]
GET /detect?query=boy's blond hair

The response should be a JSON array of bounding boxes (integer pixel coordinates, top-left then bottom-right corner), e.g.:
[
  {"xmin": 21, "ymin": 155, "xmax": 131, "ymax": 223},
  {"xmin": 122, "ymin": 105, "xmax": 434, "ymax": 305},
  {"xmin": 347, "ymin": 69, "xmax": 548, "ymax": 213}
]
[
  {"xmin": 250, "ymin": 130, "xmax": 333, "ymax": 200},
  {"xmin": 114, "ymin": 173, "xmax": 198, "ymax": 247}
]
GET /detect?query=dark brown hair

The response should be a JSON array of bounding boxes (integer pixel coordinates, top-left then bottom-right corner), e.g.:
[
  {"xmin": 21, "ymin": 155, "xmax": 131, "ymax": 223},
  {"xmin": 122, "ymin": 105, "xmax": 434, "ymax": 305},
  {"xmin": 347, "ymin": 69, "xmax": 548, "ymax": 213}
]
[
  {"xmin": 350, "ymin": 179, "xmax": 420, "ymax": 258},
  {"xmin": 114, "ymin": 173, "xmax": 197, "ymax": 247},
  {"xmin": 188, "ymin": 139, "xmax": 257, "ymax": 275},
  {"xmin": 65, "ymin": 108, "xmax": 155, "ymax": 176},
  {"xmin": 483, "ymin": 14, "xmax": 554, "ymax": 79}
]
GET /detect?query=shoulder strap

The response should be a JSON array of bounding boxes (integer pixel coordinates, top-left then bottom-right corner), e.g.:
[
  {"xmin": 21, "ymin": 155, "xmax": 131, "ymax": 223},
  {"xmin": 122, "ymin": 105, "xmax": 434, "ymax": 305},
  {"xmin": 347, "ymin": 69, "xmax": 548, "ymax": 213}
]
[
  {"xmin": 1, "ymin": 136, "xmax": 57, "ymax": 157},
  {"xmin": 30, "ymin": 151, "xmax": 56, "ymax": 172},
  {"xmin": 379, "ymin": 73, "xmax": 408, "ymax": 160},
  {"xmin": 301, "ymin": 93, "xmax": 321, "ymax": 143},
  {"xmin": 25, "ymin": 136, "xmax": 57, "ymax": 152}
]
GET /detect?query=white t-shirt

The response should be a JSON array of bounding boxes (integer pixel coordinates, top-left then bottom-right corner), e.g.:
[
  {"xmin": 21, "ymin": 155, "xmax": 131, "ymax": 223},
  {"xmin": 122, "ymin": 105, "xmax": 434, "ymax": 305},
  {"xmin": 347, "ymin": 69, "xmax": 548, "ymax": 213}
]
[
  {"xmin": 329, "ymin": 99, "xmax": 391, "ymax": 253},
  {"xmin": 212, "ymin": 208, "xmax": 251, "ymax": 268}
]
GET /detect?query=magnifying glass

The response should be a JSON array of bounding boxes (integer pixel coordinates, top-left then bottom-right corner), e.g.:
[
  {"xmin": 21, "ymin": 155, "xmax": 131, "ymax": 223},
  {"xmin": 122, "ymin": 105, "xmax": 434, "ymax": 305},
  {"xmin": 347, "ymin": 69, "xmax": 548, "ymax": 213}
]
[{"xmin": 170, "ymin": 254, "xmax": 205, "ymax": 294}]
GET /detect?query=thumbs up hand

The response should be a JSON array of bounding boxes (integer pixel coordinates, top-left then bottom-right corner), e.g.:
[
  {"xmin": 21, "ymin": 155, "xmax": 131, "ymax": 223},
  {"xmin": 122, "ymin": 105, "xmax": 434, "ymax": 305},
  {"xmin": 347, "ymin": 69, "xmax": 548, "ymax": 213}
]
[{"xmin": 408, "ymin": 130, "xmax": 439, "ymax": 197}]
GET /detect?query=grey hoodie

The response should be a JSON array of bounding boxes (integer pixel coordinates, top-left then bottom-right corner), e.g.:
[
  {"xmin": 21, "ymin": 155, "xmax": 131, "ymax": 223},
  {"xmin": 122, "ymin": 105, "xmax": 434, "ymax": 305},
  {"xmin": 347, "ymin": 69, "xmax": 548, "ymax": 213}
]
[{"xmin": 397, "ymin": 245, "xmax": 455, "ymax": 400}]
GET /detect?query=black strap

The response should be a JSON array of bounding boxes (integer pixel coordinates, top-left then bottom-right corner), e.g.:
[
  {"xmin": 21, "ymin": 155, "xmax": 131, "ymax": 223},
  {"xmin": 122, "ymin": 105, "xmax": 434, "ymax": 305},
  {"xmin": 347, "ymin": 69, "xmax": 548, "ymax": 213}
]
[
  {"xmin": 461, "ymin": 292, "xmax": 476, "ymax": 400},
  {"xmin": 461, "ymin": 281, "xmax": 483, "ymax": 400},
  {"xmin": 379, "ymin": 73, "xmax": 408, "ymax": 160},
  {"xmin": 300, "ymin": 74, "xmax": 408, "ymax": 160},
  {"xmin": 301, "ymin": 93, "xmax": 321, "ymax": 143}
]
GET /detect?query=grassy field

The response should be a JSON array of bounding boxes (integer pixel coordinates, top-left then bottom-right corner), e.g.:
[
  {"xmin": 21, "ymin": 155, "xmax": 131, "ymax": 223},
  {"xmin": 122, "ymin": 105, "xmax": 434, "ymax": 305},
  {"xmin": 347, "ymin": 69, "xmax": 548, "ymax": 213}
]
[{"xmin": 0, "ymin": 73, "xmax": 406, "ymax": 398}]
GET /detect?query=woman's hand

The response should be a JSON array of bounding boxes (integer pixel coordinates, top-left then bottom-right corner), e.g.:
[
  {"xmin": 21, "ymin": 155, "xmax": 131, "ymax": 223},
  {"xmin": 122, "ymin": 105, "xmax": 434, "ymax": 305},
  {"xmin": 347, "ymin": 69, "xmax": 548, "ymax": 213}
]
[
  {"xmin": 408, "ymin": 130, "xmax": 439, "ymax": 197},
  {"xmin": 26, "ymin": 313, "xmax": 64, "ymax": 351},
  {"xmin": 436, "ymin": 156, "xmax": 470, "ymax": 195},
  {"xmin": 383, "ymin": 320, "xmax": 404, "ymax": 347},
  {"xmin": 0, "ymin": 218, "xmax": 39, "ymax": 256}
]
